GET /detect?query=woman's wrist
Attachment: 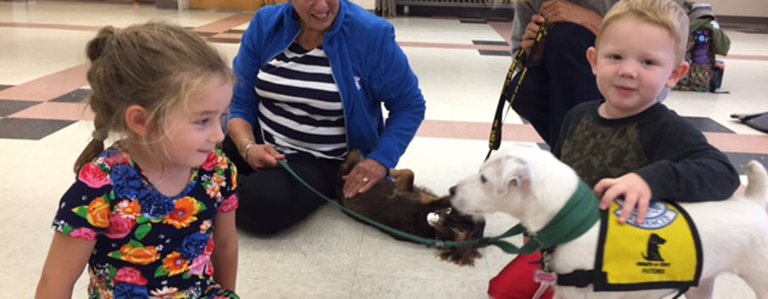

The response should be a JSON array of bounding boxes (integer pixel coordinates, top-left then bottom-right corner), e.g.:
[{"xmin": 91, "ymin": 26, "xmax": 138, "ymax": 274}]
[
  {"xmin": 237, "ymin": 138, "xmax": 255, "ymax": 154},
  {"xmin": 241, "ymin": 142, "xmax": 256, "ymax": 162},
  {"xmin": 583, "ymin": 11, "xmax": 602, "ymax": 36}
]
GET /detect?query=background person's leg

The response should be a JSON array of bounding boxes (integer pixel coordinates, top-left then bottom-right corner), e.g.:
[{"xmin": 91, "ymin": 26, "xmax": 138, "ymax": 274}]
[
  {"xmin": 510, "ymin": 66, "xmax": 552, "ymax": 144},
  {"xmin": 543, "ymin": 23, "xmax": 602, "ymax": 147}
]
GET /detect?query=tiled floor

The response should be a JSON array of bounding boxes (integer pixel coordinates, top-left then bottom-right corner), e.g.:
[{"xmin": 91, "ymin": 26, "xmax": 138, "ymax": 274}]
[{"xmin": 1, "ymin": 1, "xmax": 767, "ymax": 298}]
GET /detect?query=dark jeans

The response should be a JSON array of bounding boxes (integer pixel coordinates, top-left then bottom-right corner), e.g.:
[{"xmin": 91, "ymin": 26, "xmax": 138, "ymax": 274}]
[
  {"xmin": 510, "ymin": 22, "xmax": 602, "ymax": 147},
  {"xmin": 222, "ymin": 137, "xmax": 342, "ymax": 236}
]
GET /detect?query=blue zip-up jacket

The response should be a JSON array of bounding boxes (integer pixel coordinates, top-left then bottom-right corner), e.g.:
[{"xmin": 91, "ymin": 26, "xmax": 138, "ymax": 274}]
[{"xmin": 230, "ymin": 0, "xmax": 426, "ymax": 169}]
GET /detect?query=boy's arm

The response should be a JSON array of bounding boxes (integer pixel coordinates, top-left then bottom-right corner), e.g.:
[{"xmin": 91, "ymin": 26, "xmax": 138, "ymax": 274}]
[
  {"xmin": 212, "ymin": 211, "xmax": 238, "ymax": 291},
  {"xmin": 634, "ymin": 116, "xmax": 739, "ymax": 202},
  {"xmin": 36, "ymin": 233, "xmax": 96, "ymax": 299}
]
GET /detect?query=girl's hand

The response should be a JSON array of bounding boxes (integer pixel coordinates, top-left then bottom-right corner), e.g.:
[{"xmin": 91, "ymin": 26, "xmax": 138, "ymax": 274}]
[
  {"xmin": 244, "ymin": 144, "xmax": 286, "ymax": 169},
  {"xmin": 594, "ymin": 173, "xmax": 653, "ymax": 224},
  {"xmin": 343, "ymin": 159, "xmax": 387, "ymax": 198}
]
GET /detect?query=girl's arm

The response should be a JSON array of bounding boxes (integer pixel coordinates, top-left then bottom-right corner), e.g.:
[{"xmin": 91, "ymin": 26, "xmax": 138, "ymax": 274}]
[
  {"xmin": 212, "ymin": 211, "xmax": 238, "ymax": 291},
  {"xmin": 36, "ymin": 233, "xmax": 96, "ymax": 299}
]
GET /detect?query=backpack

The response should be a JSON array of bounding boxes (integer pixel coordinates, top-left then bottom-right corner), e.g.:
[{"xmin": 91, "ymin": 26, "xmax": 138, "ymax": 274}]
[{"xmin": 674, "ymin": 2, "xmax": 730, "ymax": 93}]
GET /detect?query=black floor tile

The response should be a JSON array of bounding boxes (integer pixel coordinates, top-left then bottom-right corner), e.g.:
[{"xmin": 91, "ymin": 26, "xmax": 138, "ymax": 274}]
[
  {"xmin": 460, "ymin": 19, "xmax": 487, "ymax": 24},
  {"xmin": 50, "ymin": 89, "xmax": 91, "ymax": 103},
  {"xmin": 683, "ymin": 116, "xmax": 735, "ymax": 134},
  {"xmin": 472, "ymin": 40, "xmax": 509, "ymax": 46},
  {"xmin": 484, "ymin": 17, "xmax": 512, "ymax": 22},
  {"xmin": 724, "ymin": 152, "xmax": 768, "ymax": 175},
  {"xmin": 478, "ymin": 49, "xmax": 511, "ymax": 56},
  {"xmin": 0, "ymin": 118, "xmax": 75, "ymax": 140},
  {"xmin": 0, "ymin": 100, "xmax": 40, "ymax": 117}
]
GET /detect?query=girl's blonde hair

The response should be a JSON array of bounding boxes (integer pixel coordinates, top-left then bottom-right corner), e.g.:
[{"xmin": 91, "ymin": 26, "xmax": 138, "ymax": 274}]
[
  {"xmin": 74, "ymin": 22, "xmax": 235, "ymax": 173},
  {"xmin": 597, "ymin": 0, "xmax": 689, "ymax": 63}
]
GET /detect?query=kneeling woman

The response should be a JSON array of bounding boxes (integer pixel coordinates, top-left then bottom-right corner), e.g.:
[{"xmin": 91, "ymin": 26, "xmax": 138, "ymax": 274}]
[{"xmin": 224, "ymin": 0, "xmax": 426, "ymax": 235}]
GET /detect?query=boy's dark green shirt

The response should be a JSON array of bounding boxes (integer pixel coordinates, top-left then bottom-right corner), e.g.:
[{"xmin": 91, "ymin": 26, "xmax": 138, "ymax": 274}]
[{"xmin": 553, "ymin": 100, "xmax": 739, "ymax": 202}]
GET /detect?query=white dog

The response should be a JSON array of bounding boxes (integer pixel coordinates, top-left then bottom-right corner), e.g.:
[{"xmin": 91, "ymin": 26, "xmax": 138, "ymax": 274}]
[{"xmin": 451, "ymin": 144, "xmax": 768, "ymax": 299}]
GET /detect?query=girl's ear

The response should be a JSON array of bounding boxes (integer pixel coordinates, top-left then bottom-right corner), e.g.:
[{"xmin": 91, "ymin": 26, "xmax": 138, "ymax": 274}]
[{"xmin": 125, "ymin": 105, "xmax": 150, "ymax": 137}]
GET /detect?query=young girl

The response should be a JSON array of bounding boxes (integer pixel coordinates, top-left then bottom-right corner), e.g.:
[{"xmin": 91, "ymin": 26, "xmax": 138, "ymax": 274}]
[{"xmin": 36, "ymin": 22, "xmax": 240, "ymax": 299}]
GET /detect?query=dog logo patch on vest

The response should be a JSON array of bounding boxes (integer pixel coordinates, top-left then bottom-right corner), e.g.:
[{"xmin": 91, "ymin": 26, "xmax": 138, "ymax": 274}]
[
  {"xmin": 615, "ymin": 201, "xmax": 678, "ymax": 229},
  {"xmin": 642, "ymin": 233, "xmax": 666, "ymax": 262},
  {"xmin": 593, "ymin": 201, "xmax": 702, "ymax": 291}
]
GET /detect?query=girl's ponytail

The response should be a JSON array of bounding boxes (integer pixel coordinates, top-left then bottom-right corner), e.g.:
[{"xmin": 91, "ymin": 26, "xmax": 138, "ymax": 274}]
[
  {"xmin": 73, "ymin": 26, "xmax": 119, "ymax": 173},
  {"xmin": 73, "ymin": 107, "xmax": 109, "ymax": 173}
]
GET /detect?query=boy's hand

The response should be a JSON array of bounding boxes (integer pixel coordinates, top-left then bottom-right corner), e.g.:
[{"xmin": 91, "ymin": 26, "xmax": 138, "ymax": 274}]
[{"xmin": 593, "ymin": 173, "xmax": 652, "ymax": 224}]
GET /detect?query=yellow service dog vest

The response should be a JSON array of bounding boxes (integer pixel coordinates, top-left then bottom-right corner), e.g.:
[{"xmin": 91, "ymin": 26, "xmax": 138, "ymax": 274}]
[{"xmin": 593, "ymin": 200, "xmax": 702, "ymax": 291}]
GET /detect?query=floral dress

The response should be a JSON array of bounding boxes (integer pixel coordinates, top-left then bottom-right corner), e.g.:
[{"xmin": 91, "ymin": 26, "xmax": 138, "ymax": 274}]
[{"xmin": 52, "ymin": 145, "xmax": 239, "ymax": 299}]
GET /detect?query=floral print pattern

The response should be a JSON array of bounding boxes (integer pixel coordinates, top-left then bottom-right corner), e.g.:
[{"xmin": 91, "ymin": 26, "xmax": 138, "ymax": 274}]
[{"xmin": 53, "ymin": 146, "xmax": 239, "ymax": 299}]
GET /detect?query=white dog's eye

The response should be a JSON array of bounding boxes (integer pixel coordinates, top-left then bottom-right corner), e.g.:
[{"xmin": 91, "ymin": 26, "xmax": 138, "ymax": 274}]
[{"xmin": 480, "ymin": 175, "xmax": 487, "ymax": 184}]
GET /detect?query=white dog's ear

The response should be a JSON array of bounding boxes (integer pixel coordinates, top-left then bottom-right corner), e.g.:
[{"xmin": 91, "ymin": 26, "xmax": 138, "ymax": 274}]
[{"xmin": 496, "ymin": 157, "xmax": 531, "ymax": 197}]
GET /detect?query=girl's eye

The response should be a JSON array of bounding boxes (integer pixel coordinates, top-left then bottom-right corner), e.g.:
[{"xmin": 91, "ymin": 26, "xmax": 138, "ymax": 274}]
[{"xmin": 195, "ymin": 119, "xmax": 210, "ymax": 126}]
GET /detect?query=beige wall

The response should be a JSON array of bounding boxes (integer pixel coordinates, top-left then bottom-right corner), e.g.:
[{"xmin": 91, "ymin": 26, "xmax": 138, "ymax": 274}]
[
  {"xmin": 350, "ymin": 0, "xmax": 376, "ymax": 10},
  {"xmin": 704, "ymin": 0, "xmax": 768, "ymax": 18}
]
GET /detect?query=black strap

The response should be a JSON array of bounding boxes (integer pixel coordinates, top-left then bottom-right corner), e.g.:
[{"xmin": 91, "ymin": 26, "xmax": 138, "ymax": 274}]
[
  {"xmin": 672, "ymin": 287, "xmax": 690, "ymax": 299},
  {"xmin": 559, "ymin": 270, "xmax": 691, "ymax": 298},
  {"xmin": 557, "ymin": 269, "xmax": 596, "ymax": 288},
  {"xmin": 485, "ymin": 22, "xmax": 550, "ymax": 162}
]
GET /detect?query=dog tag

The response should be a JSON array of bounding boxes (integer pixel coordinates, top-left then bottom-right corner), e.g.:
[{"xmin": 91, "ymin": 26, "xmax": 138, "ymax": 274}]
[{"xmin": 532, "ymin": 270, "xmax": 556, "ymax": 299}]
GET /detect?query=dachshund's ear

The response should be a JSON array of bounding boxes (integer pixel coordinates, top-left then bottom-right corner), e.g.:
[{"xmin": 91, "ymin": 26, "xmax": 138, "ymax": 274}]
[{"xmin": 496, "ymin": 157, "xmax": 531, "ymax": 197}]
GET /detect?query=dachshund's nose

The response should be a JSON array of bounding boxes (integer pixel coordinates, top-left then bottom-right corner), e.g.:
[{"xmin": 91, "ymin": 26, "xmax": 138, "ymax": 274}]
[{"xmin": 449, "ymin": 186, "xmax": 457, "ymax": 196}]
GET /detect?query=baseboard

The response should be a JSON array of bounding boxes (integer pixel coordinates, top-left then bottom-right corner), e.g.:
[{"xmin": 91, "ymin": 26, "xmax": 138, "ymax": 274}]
[{"xmin": 717, "ymin": 15, "xmax": 768, "ymax": 25}]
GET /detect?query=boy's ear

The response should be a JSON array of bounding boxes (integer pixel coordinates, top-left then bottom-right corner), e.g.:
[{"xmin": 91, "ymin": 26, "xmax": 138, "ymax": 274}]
[
  {"xmin": 666, "ymin": 61, "xmax": 690, "ymax": 88},
  {"xmin": 586, "ymin": 47, "xmax": 598, "ymax": 76},
  {"xmin": 125, "ymin": 105, "xmax": 150, "ymax": 137}
]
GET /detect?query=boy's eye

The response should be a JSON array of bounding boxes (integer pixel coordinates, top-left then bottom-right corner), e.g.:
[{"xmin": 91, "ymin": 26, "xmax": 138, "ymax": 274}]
[
  {"xmin": 609, "ymin": 54, "xmax": 622, "ymax": 60},
  {"xmin": 642, "ymin": 60, "xmax": 656, "ymax": 66}
]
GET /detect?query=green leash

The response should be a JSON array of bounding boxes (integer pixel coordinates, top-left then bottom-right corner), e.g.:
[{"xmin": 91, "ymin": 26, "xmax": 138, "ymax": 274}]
[{"xmin": 278, "ymin": 160, "xmax": 600, "ymax": 254}]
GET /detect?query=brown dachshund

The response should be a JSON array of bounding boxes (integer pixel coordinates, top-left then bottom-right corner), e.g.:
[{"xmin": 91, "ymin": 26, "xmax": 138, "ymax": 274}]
[{"xmin": 337, "ymin": 150, "xmax": 485, "ymax": 266}]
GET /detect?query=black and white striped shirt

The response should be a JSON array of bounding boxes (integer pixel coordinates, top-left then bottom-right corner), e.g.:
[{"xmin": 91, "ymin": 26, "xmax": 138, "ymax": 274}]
[{"xmin": 255, "ymin": 42, "xmax": 348, "ymax": 159}]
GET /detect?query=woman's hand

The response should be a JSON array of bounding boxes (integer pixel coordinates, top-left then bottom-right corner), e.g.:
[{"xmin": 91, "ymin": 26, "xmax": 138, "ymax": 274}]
[
  {"xmin": 343, "ymin": 159, "xmax": 387, "ymax": 198},
  {"xmin": 244, "ymin": 144, "xmax": 286, "ymax": 169},
  {"xmin": 540, "ymin": 0, "xmax": 601, "ymax": 35},
  {"xmin": 520, "ymin": 14, "xmax": 546, "ymax": 55}
]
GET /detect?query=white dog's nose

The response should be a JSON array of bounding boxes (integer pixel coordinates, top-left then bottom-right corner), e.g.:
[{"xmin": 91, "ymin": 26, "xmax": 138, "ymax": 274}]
[{"xmin": 449, "ymin": 186, "xmax": 457, "ymax": 196}]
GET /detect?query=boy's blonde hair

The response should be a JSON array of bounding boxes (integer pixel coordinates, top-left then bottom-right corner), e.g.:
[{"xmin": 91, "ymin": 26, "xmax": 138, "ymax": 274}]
[
  {"xmin": 74, "ymin": 22, "xmax": 235, "ymax": 173},
  {"xmin": 596, "ymin": 0, "xmax": 689, "ymax": 63}
]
